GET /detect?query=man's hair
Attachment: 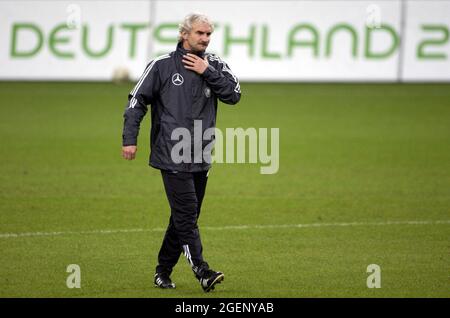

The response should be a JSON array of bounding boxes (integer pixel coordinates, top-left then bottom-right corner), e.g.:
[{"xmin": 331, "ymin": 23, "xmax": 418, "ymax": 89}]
[{"xmin": 178, "ymin": 13, "xmax": 214, "ymax": 42}]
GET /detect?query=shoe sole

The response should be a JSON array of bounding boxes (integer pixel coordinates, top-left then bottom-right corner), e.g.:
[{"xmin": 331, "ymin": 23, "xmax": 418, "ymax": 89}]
[
  {"xmin": 154, "ymin": 283, "xmax": 176, "ymax": 289},
  {"xmin": 204, "ymin": 273, "xmax": 224, "ymax": 293}
]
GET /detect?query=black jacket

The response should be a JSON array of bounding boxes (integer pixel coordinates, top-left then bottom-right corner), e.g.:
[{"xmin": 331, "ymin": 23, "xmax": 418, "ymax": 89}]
[{"xmin": 122, "ymin": 42, "xmax": 241, "ymax": 172}]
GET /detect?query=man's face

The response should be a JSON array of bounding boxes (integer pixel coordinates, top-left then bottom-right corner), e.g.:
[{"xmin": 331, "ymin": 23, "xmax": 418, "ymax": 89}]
[{"xmin": 182, "ymin": 21, "xmax": 212, "ymax": 53}]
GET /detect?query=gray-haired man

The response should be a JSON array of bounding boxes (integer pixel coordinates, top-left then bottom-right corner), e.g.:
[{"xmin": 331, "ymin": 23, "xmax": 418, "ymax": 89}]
[{"xmin": 122, "ymin": 13, "xmax": 241, "ymax": 292}]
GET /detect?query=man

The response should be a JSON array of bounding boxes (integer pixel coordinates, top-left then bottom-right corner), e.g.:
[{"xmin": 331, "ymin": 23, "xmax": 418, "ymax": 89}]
[{"xmin": 121, "ymin": 13, "xmax": 241, "ymax": 292}]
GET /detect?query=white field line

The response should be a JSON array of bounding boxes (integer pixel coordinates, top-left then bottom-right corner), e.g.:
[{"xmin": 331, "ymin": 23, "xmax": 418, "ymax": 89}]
[{"xmin": 0, "ymin": 220, "xmax": 449, "ymax": 239}]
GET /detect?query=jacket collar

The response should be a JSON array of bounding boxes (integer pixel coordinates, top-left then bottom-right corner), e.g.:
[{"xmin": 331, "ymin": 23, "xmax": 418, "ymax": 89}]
[{"xmin": 176, "ymin": 41, "xmax": 206, "ymax": 58}]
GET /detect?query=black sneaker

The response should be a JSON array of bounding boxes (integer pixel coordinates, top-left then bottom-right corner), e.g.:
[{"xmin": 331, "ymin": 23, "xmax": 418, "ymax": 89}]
[
  {"xmin": 199, "ymin": 269, "xmax": 224, "ymax": 292},
  {"xmin": 154, "ymin": 272, "xmax": 175, "ymax": 289}
]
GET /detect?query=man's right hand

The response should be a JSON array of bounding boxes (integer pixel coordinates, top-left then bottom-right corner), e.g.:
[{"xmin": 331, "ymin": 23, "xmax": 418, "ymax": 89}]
[{"xmin": 122, "ymin": 145, "xmax": 137, "ymax": 160}]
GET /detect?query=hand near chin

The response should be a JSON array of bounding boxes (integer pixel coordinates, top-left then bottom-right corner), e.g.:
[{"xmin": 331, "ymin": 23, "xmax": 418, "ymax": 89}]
[{"xmin": 182, "ymin": 53, "xmax": 209, "ymax": 74}]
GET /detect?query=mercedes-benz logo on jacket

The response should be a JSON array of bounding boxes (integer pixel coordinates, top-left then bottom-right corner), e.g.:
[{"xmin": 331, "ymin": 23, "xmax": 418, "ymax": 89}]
[{"xmin": 172, "ymin": 73, "xmax": 184, "ymax": 86}]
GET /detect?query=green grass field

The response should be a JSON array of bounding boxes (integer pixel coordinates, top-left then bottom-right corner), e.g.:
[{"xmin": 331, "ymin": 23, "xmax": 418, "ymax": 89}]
[{"xmin": 0, "ymin": 82, "xmax": 449, "ymax": 298}]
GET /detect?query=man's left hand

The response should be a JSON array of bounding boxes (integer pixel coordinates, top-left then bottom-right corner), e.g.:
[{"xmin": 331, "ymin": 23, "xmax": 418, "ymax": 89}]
[{"xmin": 182, "ymin": 53, "xmax": 209, "ymax": 74}]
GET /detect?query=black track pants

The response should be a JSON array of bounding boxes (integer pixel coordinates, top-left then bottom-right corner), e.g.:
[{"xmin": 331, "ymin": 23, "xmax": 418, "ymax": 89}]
[{"xmin": 156, "ymin": 169, "xmax": 209, "ymax": 275}]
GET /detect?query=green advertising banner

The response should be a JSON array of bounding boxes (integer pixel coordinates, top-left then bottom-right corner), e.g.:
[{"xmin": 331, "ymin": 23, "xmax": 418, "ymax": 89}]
[{"xmin": 0, "ymin": 0, "xmax": 449, "ymax": 81}]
